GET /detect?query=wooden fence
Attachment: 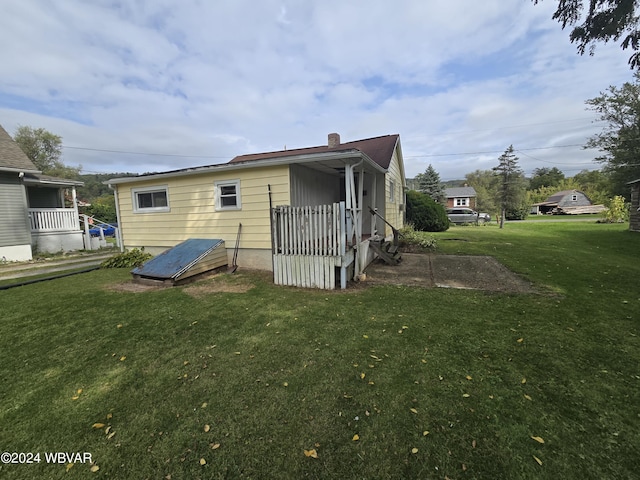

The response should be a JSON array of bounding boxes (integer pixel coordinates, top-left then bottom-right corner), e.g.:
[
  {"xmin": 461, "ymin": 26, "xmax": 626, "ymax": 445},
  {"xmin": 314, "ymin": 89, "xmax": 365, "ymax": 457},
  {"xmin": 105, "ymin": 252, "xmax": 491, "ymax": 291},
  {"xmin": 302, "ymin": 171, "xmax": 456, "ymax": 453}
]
[{"xmin": 271, "ymin": 203, "xmax": 346, "ymax": 289}]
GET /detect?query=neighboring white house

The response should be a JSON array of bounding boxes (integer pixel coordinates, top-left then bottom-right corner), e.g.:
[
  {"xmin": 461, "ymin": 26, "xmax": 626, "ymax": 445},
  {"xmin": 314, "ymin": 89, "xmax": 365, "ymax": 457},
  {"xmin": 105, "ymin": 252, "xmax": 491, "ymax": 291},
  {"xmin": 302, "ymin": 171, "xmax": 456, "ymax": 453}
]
[{"xmin": 0, "ymin": 124, "xmax": 84, "ymax": 261}]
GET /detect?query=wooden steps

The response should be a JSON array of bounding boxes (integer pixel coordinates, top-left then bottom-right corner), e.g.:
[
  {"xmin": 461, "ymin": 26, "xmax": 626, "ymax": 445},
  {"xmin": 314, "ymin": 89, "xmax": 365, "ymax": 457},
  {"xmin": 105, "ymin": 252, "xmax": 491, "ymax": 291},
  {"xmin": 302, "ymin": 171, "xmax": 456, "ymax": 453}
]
[{"xmin": 369, "ymin": 239, "xmax": 402, "ymax": 265}]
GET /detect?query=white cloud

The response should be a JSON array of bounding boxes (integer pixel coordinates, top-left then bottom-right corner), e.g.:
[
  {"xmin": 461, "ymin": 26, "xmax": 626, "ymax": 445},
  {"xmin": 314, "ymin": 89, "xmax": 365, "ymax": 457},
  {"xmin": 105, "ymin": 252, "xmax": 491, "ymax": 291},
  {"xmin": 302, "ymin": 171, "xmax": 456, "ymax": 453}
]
[{"xmin": 0, "ymin": 0, "xmax": 635, "ymax": 181}]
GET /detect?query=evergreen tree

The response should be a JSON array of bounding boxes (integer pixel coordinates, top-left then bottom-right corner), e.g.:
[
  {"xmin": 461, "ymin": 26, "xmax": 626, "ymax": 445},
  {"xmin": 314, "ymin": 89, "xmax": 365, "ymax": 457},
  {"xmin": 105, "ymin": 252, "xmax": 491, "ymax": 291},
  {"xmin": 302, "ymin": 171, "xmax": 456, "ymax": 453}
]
[
  {"xmin": 416, "ymin": 164, "xmax": 446, "ymax": 203},
  {"xmin": 493, "ymin": 145, "xmax": 527, "ymax": 228}
]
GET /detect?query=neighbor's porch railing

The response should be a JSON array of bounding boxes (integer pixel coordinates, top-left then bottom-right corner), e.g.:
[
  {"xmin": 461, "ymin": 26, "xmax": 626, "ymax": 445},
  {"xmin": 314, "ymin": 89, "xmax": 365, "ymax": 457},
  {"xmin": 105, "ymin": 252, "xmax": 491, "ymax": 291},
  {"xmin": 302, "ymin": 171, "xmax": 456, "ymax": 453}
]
[{"xmin": 28, "ymin": 208, "xmax": 80, "ymax": 232}]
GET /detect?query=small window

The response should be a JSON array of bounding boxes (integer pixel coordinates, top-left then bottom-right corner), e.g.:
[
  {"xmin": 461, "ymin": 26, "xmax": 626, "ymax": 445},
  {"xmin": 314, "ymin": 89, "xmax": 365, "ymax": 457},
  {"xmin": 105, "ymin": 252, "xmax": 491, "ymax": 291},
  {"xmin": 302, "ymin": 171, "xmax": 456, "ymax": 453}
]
[
  {"xmin": 215, "ymin": 180, "xmax": 241, "ymax": 210},
  {"xmin": 455, "ymin": 198, "xmax": 469, "ymax": 207},
  {"xmin": 389, "ymin": 181, "xmax": 395, "ymax": 202},
  {"xmin": 571, "ymin": 194, "xmax": 578, "ymax": 202},
  {"xmin": 133, "ymin": 186, "xmax": 170, "ymax": 213}
]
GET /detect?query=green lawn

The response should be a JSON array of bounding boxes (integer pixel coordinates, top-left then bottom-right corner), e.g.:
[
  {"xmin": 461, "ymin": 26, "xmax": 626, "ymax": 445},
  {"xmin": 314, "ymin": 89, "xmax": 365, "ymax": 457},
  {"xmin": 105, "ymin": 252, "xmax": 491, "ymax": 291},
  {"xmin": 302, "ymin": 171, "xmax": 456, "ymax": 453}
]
[{"xmin": 0, "ymin": 222, "xmax": 638, "ymax": 479}]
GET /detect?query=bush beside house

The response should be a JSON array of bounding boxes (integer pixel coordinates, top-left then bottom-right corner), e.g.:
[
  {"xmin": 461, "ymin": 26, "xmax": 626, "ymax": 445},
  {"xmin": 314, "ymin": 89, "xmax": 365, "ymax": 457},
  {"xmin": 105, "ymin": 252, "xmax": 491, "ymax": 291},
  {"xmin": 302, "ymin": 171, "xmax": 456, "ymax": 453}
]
[{"xmin": 406, "ymin": 190, "xmax": 449, "ymax": 232}]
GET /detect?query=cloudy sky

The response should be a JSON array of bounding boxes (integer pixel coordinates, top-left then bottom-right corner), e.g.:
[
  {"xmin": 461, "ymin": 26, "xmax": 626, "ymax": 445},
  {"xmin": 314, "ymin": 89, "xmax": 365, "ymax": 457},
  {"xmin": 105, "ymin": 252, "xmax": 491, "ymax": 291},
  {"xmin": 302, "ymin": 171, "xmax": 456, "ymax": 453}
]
[{"xmin": 0, "ymin": 1, "xmax": 635, "ymax": 181}]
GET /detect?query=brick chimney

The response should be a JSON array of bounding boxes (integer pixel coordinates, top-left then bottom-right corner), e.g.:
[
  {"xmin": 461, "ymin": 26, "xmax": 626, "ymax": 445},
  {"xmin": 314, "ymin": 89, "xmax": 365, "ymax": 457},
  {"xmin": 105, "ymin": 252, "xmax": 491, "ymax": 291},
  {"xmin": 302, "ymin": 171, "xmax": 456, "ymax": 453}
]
[{"xmin": 328, "ymin": 133, "xmax": 340, "ymax": 148}]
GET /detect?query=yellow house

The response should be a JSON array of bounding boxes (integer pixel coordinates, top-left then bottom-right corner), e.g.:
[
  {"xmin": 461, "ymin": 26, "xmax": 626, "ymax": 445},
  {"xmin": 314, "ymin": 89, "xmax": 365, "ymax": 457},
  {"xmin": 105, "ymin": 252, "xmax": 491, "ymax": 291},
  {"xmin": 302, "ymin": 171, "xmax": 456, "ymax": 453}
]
[{"xmin": 107, "ymin": 133, "xmax": 406, "ymax": 289}]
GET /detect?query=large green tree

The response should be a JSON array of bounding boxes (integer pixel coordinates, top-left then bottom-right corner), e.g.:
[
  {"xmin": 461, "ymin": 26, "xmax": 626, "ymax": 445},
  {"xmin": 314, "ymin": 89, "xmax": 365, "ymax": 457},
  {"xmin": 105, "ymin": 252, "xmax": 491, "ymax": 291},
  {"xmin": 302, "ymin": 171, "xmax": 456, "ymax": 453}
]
[
  {"xmin": 585, "ymin": 72, "xmax": 640, "ymax": 198},
  {"xmin": 13, "ymin": 125, "xmax": 81, "ymax": 178},
  {"xmin": 534, "ymin": 0, "xmax": 640, "ymax": 69},
  {"xmin": 529, "ymin": 167, "xmax": 565, "ymax": 190},
  {"xmin": 415, "ymin": 164, "xmax": 446, "ymax": 203},
  {"xmin": 464, "ymin": 169, "xmax": 500, "ymax": 216},
  {"xmin": 493, "ymin": 145, "xmax": 528, "ymax": 228}
]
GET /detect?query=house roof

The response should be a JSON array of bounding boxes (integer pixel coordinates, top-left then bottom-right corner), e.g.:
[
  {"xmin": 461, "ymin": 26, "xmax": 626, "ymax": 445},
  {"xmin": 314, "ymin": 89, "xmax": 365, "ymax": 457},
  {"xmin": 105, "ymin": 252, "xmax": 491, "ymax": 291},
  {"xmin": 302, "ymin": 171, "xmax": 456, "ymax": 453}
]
[
  {"xmin": 229, "ymin": 134, "xmax": 400, "ymax": 170},
  {"xmin": 627, "ymin": 178, "xmax": 640, "ymax": 185},
  {"xmin": 0, "ymin": 124, "xmax": 40, "ymax": 174},
  {"xmin": 107, "ymin": 133, "xmax": 401, "ymax": 185},
  {"xmin": 445, "ymin": 186, "xmax": 476, "ymax": 198},
  {"xmin": 23, "ymin": 173, "xmax": 84, "ymax": 187}
]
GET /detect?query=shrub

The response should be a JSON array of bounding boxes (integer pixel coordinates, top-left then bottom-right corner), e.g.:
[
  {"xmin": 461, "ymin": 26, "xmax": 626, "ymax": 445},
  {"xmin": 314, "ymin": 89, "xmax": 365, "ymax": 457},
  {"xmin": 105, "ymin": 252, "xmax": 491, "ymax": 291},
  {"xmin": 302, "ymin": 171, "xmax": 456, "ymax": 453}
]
[
  {"xmin": 101, "ymin": 248, "xmax": 153, "ymax": 268},
  {"xmin": 602, "ymin": 195, "xmax": 629, "ymax": 223},
  {"xmin": 399, "ymin": 224, "xmax": 437, "ymax": 251},
  {"xmin": 406, "ymin": 190, "xmax": 449, "ymax": 232}
]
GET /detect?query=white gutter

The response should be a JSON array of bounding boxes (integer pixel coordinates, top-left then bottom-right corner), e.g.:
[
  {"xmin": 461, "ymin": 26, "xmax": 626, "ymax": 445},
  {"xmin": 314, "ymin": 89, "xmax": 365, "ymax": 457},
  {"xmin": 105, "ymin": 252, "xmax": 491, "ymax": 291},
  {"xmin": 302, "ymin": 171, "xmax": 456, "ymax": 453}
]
[
  {"xmin": 104, "ymin": 150, "xmax": 387, "ymax": 185},
  {"xmin": 108, "ymin": 183, "xmax": 125, "ymax": 252}
]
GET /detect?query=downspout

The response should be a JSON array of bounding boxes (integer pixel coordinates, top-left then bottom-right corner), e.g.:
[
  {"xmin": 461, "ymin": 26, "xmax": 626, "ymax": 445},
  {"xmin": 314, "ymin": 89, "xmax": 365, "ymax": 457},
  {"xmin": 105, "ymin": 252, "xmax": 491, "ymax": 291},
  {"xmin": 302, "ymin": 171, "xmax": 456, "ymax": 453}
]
[{"xmin": 109, "ymin": 183, "xmax": 125, "ymax": 252}]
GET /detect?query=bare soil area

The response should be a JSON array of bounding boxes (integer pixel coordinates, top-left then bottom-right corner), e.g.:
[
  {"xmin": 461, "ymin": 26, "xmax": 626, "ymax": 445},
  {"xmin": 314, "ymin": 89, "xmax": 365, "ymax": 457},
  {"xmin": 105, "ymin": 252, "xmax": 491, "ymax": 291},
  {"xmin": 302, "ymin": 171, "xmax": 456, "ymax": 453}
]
[{"xmin": 363, "ymin": 253, "xmax": 536, "ymax": 293}]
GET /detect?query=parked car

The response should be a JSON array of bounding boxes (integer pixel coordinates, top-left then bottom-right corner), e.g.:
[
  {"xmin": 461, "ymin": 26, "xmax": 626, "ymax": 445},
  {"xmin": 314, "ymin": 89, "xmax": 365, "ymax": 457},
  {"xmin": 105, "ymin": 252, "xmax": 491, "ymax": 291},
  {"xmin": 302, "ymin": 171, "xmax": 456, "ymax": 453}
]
[
  {"xmin": 446, "ymin": 208, "xmax": 490, "ymax": 224},
  {"xmin": 89, "ymin": 223, "xmax": 116, "ymax": 237}
]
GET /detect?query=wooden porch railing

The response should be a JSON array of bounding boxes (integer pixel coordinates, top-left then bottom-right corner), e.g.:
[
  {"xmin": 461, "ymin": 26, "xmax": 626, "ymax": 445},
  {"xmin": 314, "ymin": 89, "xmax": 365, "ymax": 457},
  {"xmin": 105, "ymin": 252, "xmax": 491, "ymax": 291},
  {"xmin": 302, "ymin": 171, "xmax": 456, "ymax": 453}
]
[
  {"xmin": 272, "ymin": 203, "xmax": 343, "ymax": 256},
  {"xmin": 271, "ymin": 202, "xmax": 347, "ymax": 289},
  {"xmin": 28, "ymin": 208, "xmax": 80, "ymax": 232}
]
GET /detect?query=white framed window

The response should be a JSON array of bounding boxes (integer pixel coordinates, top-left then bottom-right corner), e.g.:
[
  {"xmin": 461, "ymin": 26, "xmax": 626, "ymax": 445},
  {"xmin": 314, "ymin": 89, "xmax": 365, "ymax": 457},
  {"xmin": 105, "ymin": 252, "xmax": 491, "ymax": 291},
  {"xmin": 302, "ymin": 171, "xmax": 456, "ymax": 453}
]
[
  {"xmin": 132, "ymin": 185, "xmax": 170, "ymax": 213},
  {"xmin": 389, "ymin": 180, "xmax": 395, "ymax": 202},
  {"xmin": 455, "ymin": 197, "xmax": 469, "ymax": 207},
  {"xmin": 571, "ymin": 194, "xmax": 578, "ymax": 201},
  {"xmin": 215, "ymin": 180, "xmax": 241, "ymax": 210}
]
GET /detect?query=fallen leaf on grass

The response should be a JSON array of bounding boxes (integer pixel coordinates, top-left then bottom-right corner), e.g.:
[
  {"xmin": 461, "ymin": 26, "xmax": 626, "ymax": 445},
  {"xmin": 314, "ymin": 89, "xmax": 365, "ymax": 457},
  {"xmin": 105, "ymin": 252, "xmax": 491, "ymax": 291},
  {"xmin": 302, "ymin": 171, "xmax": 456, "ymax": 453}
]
[
  {"xmin": 411, "ymin": 448, "xmax": 418, "ymax": 454},
  {"xmin": 90, "ymin": 465, "xmax": 99, "ymax": 472},
  {"xmin": 410, "ymin": 408, "xmax": 418, "ymax": 414},
  {"xmin": 462, "ymin": 393, "xmax": 470, "ymax": 398},
  {"xmin": 517, "ymin": 338, "xmax": 524, "ymax": 343},
  {"xmin": 202, "ymin": 402, "xmax": 208, "ymax": 408},
  {"xmin": 521, "ymin": 378, "xmax": 527, "ymax": 384},
  {"xmin": 360, "ymin": 373, "xmax": 366, "ymax": 379},
  {"xmin": 524, "ymin": 394, "xmax": 532, "ymax": 401},
  {"xmin": 119, "ymin": 356, "xmax": 126, "ymax": 362},
  {"xmin": 283, "ymin": 382, "xmax": 289, "ymax": 387},
  {"xmin": 533, "ymin": 455, "xmax": 543, "ymax": 465},
  {"xmin": 466, "ymin": 375, "xmax": 472, "ymax": 380},
  {"xmin": 472, "ymin": 439, "xmax": 477, "ymax": 448},
  {"xmin": 117, "ymin": 324, "xmax": 122, "ymax": 328},
  {"xmin": 362, "ymin": 335, "xmax": 369, "ymax": 339},
  {"xmin": 204, "ymin": 424, "xmax": 210, "ymax": 432},
  {"xmin": 92, "ymin": 423, "xmax": 105, "ymax": 429},
  {"xmin": 531, "ymin": 436, "xmax": 545, "ymax": 444},
  {"xmin": 199, "ymin": 458, "xmax": 206, "ymax": 465},
  {"xmin": 352, "ymin": 434, "xmax": 360, "ymax": 441},
  {"xmin": 66, "ymin": 463, "xmax": 74, "ymax": 471},
  {"xmin": 107, "ymin": 431, "xmax": 116, "ymax": 439},
  {"xmin": 423, "ymin": 431, "xmax": 429, "ymax": 436},
  {"xmin": 304, "ymin": 449, "xmax": 318, "ymax": 458},
  {"xmin": 210, "ymin": 443, "xmax": 221, "ymax": 450}
]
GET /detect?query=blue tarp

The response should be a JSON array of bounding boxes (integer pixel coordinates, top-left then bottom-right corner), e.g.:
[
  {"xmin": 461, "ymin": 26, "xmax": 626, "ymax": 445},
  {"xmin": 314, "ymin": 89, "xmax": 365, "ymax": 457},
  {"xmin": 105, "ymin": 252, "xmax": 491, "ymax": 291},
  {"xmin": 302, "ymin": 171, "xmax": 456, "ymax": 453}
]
[{"xmin": 131, "ymin": 238, "xmax": 224, "ymax": 280}]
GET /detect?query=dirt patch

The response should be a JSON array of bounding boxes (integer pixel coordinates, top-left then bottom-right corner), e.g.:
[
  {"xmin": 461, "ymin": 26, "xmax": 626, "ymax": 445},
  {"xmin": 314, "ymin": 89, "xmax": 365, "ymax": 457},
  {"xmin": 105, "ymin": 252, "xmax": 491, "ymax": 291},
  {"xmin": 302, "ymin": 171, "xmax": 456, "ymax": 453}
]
[
  {"xmin": 363, "ymin": 253, "xmax": 536, "ymax": 293},
  {"xmin": 105, "ymin": 281, "xmax": 167, "ymax": 293},
  {"xmin": 183, "ymin": 276, "xmax": 255, "ymax": 297}
]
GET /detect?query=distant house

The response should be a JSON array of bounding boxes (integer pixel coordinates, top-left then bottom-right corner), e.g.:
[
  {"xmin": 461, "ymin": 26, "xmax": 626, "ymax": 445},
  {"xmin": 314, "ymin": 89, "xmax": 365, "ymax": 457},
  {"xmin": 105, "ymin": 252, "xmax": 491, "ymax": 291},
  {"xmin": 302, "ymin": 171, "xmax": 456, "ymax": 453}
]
[
  {"xmin": 530, "ymin": 190, "xmax": 605, "ymax": 215},
  {"xmin": 629, "ymin": 179, "xmax": 640, "ymax": 232},
  {"xmin": 0, "ymin": 124, "xmax": 84, "ymax": 261},
  {"xmin": 107, "ymin": 133, "xmax": 407, "ymax": 289},
  {"xmin": 445, "ymin": 186, "xmax": 477, "ymax": 209}
]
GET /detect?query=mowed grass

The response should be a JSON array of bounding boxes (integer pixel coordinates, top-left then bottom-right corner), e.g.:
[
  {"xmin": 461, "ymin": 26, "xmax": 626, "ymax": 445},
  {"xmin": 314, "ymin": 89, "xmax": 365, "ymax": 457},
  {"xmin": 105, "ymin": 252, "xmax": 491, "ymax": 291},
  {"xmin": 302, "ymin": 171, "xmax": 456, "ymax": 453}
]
[{"xmin": 0, "ymin": 222, "xmax": 638, "ymax": 479}]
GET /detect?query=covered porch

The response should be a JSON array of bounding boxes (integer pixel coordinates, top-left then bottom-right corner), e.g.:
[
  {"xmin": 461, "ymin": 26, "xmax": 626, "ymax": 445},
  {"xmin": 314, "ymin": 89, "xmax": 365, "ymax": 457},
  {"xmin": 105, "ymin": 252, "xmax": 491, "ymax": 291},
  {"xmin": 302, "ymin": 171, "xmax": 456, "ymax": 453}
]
[
  {"xmin": 24, "ymin": 174, "xmax": 85, "ymax": 254},
  {"xmin": 272, "ymin": 154, "xmax": 395, "ymax": 289}
]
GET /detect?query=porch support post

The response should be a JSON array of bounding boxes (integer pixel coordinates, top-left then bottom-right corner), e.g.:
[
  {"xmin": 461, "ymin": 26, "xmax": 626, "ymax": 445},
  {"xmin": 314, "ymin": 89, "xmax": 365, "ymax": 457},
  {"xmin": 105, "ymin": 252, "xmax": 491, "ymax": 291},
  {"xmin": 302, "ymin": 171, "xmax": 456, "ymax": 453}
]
[
  {"xmin": 370, "ymin": 175, "xmax": 377, "ymax": 237},
  {"xmin": 339, "ymin": 201, "xmax": 347, "ymax": 289},
  {"xmin": 71, "ymin": 186, "xmax": 80, "ymax": 230}
]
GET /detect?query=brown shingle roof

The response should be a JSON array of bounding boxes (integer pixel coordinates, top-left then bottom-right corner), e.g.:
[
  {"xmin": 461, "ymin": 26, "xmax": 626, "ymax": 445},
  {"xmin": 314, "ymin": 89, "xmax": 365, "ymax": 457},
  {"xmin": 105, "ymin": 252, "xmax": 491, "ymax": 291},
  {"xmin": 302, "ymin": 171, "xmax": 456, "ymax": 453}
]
[
  {"xmin": 229, "ymin": 134, "xmax": 399, "ymax": 170},
  {"xmin": 0, "ymin": 124, "xmax": 40, "ymax": 173}
]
